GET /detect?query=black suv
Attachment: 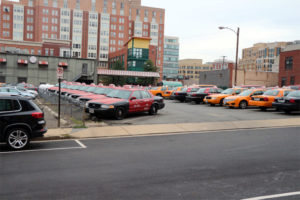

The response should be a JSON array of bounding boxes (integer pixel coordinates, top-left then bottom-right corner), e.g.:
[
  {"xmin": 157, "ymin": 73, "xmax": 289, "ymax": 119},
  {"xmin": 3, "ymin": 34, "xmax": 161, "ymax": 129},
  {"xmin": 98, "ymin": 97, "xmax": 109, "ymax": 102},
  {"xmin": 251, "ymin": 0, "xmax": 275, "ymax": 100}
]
[{"xmin": 0, "ymin": 96, "xmax": 47, "ymax": 150}]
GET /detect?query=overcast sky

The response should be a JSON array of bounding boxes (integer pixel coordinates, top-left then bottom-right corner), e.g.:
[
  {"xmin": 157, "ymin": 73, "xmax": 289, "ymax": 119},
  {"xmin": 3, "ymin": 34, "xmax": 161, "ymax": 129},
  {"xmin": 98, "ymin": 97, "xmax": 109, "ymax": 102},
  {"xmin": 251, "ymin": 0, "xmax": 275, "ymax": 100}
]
[{"xmin": 143, "ymin": 0, "xmax": 300, "ymax": 63}]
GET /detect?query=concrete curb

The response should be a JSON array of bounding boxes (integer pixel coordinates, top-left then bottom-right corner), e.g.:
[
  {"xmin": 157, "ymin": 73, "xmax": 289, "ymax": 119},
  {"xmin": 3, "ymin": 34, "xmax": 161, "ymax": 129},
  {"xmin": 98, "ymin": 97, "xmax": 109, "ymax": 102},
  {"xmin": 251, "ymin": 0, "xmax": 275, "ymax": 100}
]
[{"xmin": 40, "ymin": 118, "xmax": 300, "ymax": 141}]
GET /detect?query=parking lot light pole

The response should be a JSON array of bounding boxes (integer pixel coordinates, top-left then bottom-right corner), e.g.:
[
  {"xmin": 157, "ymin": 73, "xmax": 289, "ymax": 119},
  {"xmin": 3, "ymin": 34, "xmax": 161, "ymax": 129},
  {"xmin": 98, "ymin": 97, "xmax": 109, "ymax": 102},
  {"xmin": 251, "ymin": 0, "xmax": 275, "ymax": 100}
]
[{"xmin": 219, "ymin": 26, "xmax": 240, "ymax": 87}]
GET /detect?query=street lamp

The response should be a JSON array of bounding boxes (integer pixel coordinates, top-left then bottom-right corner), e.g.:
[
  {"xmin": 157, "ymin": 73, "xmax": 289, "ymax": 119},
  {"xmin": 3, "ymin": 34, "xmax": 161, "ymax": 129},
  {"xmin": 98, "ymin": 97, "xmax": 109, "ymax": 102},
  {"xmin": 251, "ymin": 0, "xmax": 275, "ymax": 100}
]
[{"xmin": 219, "ymin": 26, "xmax": 240, "ymax": 86}]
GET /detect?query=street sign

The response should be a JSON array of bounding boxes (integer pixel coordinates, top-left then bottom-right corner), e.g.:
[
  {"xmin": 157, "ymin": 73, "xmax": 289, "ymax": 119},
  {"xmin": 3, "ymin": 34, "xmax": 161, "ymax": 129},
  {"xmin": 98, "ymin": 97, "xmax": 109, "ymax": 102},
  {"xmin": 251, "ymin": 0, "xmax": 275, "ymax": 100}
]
[{"xmin": 57, "ymin": 67, "xmax": 64, "ymax": 79}]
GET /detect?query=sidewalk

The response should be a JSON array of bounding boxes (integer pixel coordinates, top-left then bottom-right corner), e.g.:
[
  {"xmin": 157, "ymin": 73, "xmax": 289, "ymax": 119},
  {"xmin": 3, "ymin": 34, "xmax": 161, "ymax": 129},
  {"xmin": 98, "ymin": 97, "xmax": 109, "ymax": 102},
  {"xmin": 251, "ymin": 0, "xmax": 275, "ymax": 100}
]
[{"xmin": 43, "ymin": 118, "xmax": 300, "ymax": 140}]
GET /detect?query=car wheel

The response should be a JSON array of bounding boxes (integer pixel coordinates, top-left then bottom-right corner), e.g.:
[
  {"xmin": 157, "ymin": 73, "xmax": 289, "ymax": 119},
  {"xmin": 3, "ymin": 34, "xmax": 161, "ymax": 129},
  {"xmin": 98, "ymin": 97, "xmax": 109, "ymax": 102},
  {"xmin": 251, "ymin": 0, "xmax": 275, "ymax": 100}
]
[
  {"xmin": 210, "ymin": 103, "xmax": 215, "ymax": 106},
  {"xmin": 219, "ymin": 99, "xmax": 224, "ymax": 106},
  {"xmin": 156, "ymin": 94, "xmax": 162, "ymax": 97},
  {"xmin": 239, "ymin": 101, "xmax": 247, "ymax": 109},
  {"xmin": 149, "ymin": 104, "xmax": 158, "ymax": 115},
  {"xmin": 260, "ymin": 107, "xmax": 267, "ymax": 111},
  {"xmin": 115, "ymin": 107, "xmax": 126, "ymax": 120},
  {"xmin": 6, "ymin": 128, "xmax": 30, "ymax": 150}
]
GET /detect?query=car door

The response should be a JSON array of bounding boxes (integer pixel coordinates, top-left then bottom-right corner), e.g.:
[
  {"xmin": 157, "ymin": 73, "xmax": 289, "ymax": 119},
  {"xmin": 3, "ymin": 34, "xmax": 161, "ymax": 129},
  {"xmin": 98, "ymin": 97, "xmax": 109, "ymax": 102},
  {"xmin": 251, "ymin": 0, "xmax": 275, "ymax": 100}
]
[
  {"xmin": 141, "ymin": 90, "xmax": 153, "ymax": 111},
  {"xmin": 0, "ymin": 98, "xmax": 22, "ymax": 141},
  {"xmin": 129, "ymin": 91, "xmax": 143, "ymax": 113}
]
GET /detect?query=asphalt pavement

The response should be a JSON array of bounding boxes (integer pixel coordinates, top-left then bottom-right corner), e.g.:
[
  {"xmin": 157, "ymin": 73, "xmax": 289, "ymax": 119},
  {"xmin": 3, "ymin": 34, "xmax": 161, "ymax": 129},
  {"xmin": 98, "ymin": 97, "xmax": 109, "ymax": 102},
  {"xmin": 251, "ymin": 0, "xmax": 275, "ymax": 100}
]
[
  {"xmin": 1, "ymin": 127, "xmax": 299, "ymax": 200},
  {"xmin": 102, "ymin": 100, "xmax": 300, "ymax": 126}
]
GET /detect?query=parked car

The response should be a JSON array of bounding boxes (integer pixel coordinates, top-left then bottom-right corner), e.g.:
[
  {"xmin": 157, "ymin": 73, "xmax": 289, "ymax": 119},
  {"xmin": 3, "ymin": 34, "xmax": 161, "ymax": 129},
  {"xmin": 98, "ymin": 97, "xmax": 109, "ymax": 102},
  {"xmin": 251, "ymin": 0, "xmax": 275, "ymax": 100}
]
[
  {"xmin": 86, "ymin": 88, "xmax": 165, "ymax": 120},
  {"xmin": 77, "ymin": 87, "xmax": 117, "ymax": 107},
  {"xmin": 204, "ymin": 88, "xmax": 245, "ymax": 106},
  {"xmin": 0, "ymin": 96, "xmax": 47, "ymax": 150},
  {"xmin": 249, "ymin": 89, "xmax": 293, "ymax": 111},
  {"xmin": 272, "ymin": 90, "xmax": 300, "ymax": 114},
  {"xmin": 169, "ymin": 87, "xmax": 186, "ymax": 100},
  {"xmin": 173, "ymin": 87, "xmax": 200, "ymax": 102},
  {"xmin": 0, "ymin": 87, "xmax": 36, "ymax": 99},
  {"xmin": 186, "ymin": 87, "xmax": 222, "ymax": 104},
  {"xmin": 223, "ymin": 89, "xmax": 265, "ymax": 109}
]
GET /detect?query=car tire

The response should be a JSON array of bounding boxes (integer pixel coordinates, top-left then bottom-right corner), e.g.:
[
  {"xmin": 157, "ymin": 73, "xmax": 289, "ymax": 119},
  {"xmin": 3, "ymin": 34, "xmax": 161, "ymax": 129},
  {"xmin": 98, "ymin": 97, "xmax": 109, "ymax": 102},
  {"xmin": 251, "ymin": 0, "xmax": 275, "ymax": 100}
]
[
  {"xmin": 149, "ymin": 104, "xmax": 158, "ymax": 115},
  {"xmin": 156, "ymin": 94, "xmax": 162, "ymax": 97},
  {"xmin": 259, "ymin": 107, "xmax": 267, "ymax": 111},
  {"xmin": 6, "ymin": 128, "xmax": 30, "ymax": 150},
  {"xmin": 115, "ymin": 107, "xmax": 126, "ymax": 120},
  {"xmin": 210, "ymin": 103, "xmax": 215, "ymax": 106},
  {"xmin": 239, "ymin": 101, "xmax": 247, "ymax": 109},
  {"xmin": 219, "ymin": 99, "xmax": 224, "ymax": 106}
]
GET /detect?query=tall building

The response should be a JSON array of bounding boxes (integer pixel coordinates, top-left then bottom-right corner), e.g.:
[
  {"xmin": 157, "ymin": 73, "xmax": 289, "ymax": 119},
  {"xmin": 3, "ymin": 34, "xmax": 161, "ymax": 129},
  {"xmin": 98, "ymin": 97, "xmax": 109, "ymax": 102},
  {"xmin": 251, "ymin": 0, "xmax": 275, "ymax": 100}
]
[
  {"xmin": 278, "ymin": 41, "xmax": 300, "ymax": 87},
  {"xmin": 178, "ymin": 59, "xmax": 212, "ymax": 80},
  {"xmin": 0, "ymin": 0, "xmax": 165, "ymax": 72},
  {"xmin": 239, "ymin": 42, "xmax": 289, "ymax": 72},
  {"xmin": 163, "ymin": 36, "xmax": 179, "ymax": 80}
]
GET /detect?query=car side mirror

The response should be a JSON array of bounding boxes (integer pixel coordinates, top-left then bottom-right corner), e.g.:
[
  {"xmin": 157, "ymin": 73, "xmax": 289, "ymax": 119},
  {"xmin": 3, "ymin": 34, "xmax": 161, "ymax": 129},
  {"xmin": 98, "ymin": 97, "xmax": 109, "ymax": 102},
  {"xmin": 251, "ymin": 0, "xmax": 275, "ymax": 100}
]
[{"xmin": 130, "ymin": 97, "xmax": 137, "ymax": 101}]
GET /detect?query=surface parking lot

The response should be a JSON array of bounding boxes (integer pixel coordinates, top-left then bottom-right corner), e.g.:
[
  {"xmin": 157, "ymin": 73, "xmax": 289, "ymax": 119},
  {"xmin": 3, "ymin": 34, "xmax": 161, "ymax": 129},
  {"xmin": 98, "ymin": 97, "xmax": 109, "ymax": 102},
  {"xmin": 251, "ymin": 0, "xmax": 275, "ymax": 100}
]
[{"xmin": 101, "ymin": 99, "xmax": 300, "ymax": 126}]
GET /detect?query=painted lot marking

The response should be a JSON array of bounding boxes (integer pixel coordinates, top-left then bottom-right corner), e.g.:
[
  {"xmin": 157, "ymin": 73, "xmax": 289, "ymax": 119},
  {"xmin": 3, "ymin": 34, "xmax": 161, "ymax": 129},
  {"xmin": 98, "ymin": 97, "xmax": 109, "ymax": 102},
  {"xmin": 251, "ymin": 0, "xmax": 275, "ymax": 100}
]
[
  {"xmin": 0, "ymin": 140, "xmax": 87, "ymax": 154},
  {"xmin": 241, "ymin": 191, "xmax": 300, "ymax": 200}
]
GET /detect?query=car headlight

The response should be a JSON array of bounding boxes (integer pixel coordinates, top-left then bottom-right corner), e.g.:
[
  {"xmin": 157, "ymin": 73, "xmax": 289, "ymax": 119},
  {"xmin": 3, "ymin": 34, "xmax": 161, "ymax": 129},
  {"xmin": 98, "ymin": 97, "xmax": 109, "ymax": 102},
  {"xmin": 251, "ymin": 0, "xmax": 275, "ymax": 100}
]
[
  {"xmin": 101, "ymin": 105, "xmax": 114, "ymax": 109},
  {"xmin": 85, "ymin": 102, "xmax": 89, "ymax": 108}
]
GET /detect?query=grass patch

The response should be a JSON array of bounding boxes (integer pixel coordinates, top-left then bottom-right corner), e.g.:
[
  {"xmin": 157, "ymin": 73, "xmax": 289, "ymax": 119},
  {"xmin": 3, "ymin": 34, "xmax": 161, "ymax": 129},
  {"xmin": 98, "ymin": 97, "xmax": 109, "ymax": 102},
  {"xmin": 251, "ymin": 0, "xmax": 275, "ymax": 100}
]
[{"xmin": 70, "ymin": 117, "xmax": 87, "ymax": 129}]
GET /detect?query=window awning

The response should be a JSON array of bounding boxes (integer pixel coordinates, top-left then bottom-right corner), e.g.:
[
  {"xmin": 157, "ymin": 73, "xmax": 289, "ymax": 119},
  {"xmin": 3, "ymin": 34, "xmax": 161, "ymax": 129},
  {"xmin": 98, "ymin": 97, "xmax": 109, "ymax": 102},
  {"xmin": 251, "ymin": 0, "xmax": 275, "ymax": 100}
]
[
  {"xmin": 98, "ymin": 69, "xmax": 160, "ymax": 78},
  {"xmin": 0, "ymin": 58, "xmax": 7, "ymax": 63},
  {"xmin": 39, "ymin": 61, "xmax": 48, "ymax": 65},
  {"xmin": 18, "ymin": 59, "xmax": 28, "ymax": 65},
  {"xmin": 59, "ymin": 62, "xmax": 68, "ymax": 67}
]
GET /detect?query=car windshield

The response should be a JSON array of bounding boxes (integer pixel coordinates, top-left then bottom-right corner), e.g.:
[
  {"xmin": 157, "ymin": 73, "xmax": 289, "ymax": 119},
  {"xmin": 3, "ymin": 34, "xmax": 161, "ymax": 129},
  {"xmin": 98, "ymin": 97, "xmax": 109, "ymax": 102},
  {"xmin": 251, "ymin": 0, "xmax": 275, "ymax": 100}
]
[
  {"xmin": 181, "ymin": 88, "xmax": 187, "ymax": 92},
  {"xmin": 197, "ymin": 88, "xmax": 207, "ymax": 93},
  {"xmin": 238, "ymin": 90, "xmax": 253, "ymax": 96},
  {"xmin": 86, "ymin": 87, "xmax": 97, "ymax": 92},
  {"xmin": 263, "ymin": 90, "xmax": 279, "ymax": 96},
  {"xmin": 222, "ymin": 89, "xmax": 234, "ymax": 94},
  {"xmin": 287, "ymin": 91, "xmax": 300, "ymax": 97},
  {"xmin": 106, "ymin": 89, "xmax": 132, "ymax": 99},
  {"xmin": 151, "ymin": 87, "xmax": 158, "ymax": 90},
  {"xmin": 94, "ymin": 87, "xmax": 106, "ymax": 94},
  {"xmin": 190, "ymin": 88, "xmax": 199, "ymax": 92}
]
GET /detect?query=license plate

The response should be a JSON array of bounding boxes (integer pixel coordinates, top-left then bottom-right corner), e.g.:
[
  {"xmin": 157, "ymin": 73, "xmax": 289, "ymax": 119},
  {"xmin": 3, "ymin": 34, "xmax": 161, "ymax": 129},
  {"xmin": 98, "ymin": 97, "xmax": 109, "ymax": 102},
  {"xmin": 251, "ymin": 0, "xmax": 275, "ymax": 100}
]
[
  {"xmin": 278, "ymin": 99, "xmax": 285, "ymax": 103},
  {"xmin": 254, "ymin": 98, "xmax": 260, "ymax": 101},
  {"xmin": 89, "ymin": 108, "xmax": 95, "ymax": 113}
]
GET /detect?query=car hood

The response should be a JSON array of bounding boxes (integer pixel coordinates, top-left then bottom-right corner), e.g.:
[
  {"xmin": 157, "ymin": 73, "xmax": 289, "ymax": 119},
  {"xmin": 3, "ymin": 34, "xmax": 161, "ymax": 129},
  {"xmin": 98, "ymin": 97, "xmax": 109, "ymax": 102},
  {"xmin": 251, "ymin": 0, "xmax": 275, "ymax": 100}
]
[
  {"xmin": 89, "ymin": 97, "xmax": 127, "ymax": 104},
  {"xmin": 210, "ymin": 94, "xmax": 231, "ymax": 98},
  {"xmin": 79, "ymin": 94, "xmax": 106, "ymax": 99}
]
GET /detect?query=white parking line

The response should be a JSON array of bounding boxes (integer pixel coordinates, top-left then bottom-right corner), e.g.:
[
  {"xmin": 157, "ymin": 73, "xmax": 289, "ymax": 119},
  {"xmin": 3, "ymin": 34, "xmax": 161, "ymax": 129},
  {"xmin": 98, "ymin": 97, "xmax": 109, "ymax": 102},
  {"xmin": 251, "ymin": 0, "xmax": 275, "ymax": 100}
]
[
  {"xmin": 0, "ymin": 140, "xmax": 87, "ymax": 154},
  {"xmin": 75, "ymin": 139, "xmax": 87, "ymax": 148},
  {"xmin": 241, "ymin": 191, "xmax": 300, "ymax": 200}
]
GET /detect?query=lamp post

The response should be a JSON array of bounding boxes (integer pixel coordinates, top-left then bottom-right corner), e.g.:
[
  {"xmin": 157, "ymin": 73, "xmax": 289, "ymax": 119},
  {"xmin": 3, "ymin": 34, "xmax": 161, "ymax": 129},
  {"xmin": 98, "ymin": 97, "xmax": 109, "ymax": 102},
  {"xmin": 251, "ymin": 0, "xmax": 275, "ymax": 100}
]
[{"xmin": 219, "ymin": 26, "xmax": 240, "ymax": 87}]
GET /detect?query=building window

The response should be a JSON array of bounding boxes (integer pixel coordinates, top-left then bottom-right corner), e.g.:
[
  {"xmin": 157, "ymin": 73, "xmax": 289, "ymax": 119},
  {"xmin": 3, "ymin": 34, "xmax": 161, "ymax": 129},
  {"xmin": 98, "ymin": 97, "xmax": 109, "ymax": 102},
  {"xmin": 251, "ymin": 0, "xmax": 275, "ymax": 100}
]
[
  {"xmin": 285, "ymin": 57, "xmax": 293, "ymax": 70},
  {"xmin": 76, "ymin": 0, "xmax": 80, "ymax": 9},
  {"xmin": 53, "ymin": 0, "xmax": 58, "ymax": 7},
  {"xmin": 91, "ymin": 0, "xmax": 96, "ymax": 11},
  {"xmin": 290, "ymin": 76, "xmax": 295, "ymax": 85},
  {"xmin": 63, "ymin": 0, "xmax": 68, "ymax": 8},
  {"xmin": 28, "ymin": 0, "xmax": 33, "ymax": 7},
  {"xmin": 50, "ymin": 49, "xmax": 54, "ymax": 56},
  {"xmin": 281, "ymin": 77, "xmax": 286, "ymax": 87},
  {"xmin": 45, "ymin": 48, "xmax": 49, "ymax": 56},
  {"xmin": 3, "ymin": 6, "xmax": 10, "ymax": 12},
  {"xmin": 44, "ymin": 0, "xmax": 48, "ymax": 6}
]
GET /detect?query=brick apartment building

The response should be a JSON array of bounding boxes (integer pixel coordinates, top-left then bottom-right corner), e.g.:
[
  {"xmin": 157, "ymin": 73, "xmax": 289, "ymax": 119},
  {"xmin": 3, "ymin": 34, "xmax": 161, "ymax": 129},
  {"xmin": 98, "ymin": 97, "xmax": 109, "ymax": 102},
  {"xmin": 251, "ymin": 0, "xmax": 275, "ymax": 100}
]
[
  {"xmin": 278, "ymin": 42, "xmax": 300, "ymax": 87},
  {"xmin": 0, "ymin": 0, "xmax": 165, "ymax": 75},
  {"xmin": 240, "ymin": 42, "xmax": 289, "ymax": 72}
]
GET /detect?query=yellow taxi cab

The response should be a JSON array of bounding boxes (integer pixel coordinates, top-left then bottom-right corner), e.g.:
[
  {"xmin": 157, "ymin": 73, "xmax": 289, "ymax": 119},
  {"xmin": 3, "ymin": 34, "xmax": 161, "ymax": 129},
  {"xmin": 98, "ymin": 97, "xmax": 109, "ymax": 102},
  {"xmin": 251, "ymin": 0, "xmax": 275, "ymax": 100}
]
[
  {"xmin": 223, "ymin": 89, "xmax": 266, "ymax": 109},
  {"xmin": 149, "ymin": 86, "xmax": 175, "ymax": 97},
  {"xmin": 249, "ymin": 88, "xmax": 293, "ymax": 111},
  {"xmin": 204, "ymin": 88, "xmax": 245, "ymax": 106},
  {"xmin": 162, "ymin": 86, "xmax": 183, "ymax": 98}
]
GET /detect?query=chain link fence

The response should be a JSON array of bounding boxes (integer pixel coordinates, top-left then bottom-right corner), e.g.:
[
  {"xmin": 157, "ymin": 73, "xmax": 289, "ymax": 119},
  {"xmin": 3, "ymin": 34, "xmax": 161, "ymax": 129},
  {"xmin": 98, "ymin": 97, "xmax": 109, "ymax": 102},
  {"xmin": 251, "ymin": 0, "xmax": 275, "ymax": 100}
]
[{"xmin": 38, "ymin": 90, "xmax": 87, "ymax": 127}]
